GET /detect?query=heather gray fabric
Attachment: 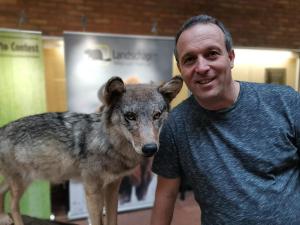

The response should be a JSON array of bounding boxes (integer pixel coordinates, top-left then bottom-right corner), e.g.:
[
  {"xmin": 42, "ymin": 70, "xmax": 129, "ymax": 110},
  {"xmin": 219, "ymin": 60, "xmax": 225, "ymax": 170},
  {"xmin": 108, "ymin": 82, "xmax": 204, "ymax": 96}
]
[{"xmin": 152, "ymin": 81, "xmax": 300, "ymax": 225}]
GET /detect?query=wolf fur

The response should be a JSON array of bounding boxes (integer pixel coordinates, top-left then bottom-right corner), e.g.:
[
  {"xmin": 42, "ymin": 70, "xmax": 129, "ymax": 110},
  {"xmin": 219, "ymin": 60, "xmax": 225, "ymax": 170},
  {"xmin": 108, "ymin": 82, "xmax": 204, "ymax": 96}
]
[{"xmin": 0, "ymin": 76, "xmax": 183, "ymax": 225}]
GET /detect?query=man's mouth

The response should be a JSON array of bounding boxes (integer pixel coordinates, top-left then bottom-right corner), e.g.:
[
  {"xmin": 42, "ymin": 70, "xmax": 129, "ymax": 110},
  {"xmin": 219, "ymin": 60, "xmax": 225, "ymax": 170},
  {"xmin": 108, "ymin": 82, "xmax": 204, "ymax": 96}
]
[{"xmin": 197, "ymin": 78, "xmax": 214, "ymax": 85}]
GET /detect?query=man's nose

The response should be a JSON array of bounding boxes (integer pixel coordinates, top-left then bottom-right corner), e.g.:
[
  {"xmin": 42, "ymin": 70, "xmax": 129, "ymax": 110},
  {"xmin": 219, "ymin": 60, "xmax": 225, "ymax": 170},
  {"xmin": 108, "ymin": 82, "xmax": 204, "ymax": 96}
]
[{"xmin": 195, "ymin": 57, "xmax": 210, "ymax": 73}]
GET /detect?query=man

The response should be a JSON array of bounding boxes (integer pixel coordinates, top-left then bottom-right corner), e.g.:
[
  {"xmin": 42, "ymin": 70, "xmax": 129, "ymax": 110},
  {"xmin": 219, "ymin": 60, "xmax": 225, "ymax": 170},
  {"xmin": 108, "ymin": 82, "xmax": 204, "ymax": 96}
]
[{"xmin": 150, "ymin": 14, "xmax": 300, "ymax": 225}]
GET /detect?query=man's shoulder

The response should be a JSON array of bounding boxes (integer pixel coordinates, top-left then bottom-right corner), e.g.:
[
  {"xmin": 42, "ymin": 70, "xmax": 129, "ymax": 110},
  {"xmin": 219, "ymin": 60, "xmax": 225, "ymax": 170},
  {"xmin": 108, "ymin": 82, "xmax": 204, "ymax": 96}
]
[
  {"xmin": 241, "ymin": 81, "xmax": 297, "ymax": 97},
  {"xmin": 162, "ymin": 96, "xmax": 194, "ymax": 129},
  {"xmin": 242, "ymin": 81, "xmax": 293, "ymax": 91},
  {"xmin": 240, "ymin": 81, "xmax": 300, "ymax": 112},
  {"xmin": 170, "ymin": 96, "xmax": 194, "ymax": 116}
]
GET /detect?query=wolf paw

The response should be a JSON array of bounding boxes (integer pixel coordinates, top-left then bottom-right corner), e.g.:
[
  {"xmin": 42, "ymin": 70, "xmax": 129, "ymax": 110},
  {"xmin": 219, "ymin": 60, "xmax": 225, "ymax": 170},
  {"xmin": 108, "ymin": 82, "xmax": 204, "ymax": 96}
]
[{"xmin": 0, "ymin": 214, "xmax": 13, "ymax": 225}]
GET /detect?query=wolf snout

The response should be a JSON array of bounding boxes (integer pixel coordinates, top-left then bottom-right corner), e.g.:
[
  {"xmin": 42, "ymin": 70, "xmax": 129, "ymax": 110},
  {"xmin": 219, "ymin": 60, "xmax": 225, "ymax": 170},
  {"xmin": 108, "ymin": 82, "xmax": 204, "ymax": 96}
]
[{"xmin": 142, "ymin": 143, "xmax": 158, "ymax": 157}]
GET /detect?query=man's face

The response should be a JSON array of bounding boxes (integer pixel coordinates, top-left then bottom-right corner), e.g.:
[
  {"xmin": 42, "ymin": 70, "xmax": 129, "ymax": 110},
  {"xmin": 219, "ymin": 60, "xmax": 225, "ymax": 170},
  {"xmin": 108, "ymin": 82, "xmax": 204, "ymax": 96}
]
[{"xmin": 176, "ymin": 23, "xmax": 235, "ymax": 108}]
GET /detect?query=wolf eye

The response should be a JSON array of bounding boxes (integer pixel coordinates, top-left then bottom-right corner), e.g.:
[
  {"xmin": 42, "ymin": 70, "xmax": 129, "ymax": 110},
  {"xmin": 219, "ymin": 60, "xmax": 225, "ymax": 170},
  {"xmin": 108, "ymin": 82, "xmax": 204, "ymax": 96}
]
[
  {"xmin": 124, "ymin": 112, "xmax": 137, "ymax": 121},
  {"xmin": 153, "ymin": 111, "xmax": 161, "ymax": 120}
]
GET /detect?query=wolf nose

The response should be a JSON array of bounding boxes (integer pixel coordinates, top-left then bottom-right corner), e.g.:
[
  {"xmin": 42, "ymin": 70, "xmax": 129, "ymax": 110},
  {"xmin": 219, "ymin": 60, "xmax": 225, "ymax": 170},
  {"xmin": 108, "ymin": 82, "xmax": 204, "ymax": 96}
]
[{"xmin": 142, "ymin": 143, "xmax": 158, "ymax": 157}]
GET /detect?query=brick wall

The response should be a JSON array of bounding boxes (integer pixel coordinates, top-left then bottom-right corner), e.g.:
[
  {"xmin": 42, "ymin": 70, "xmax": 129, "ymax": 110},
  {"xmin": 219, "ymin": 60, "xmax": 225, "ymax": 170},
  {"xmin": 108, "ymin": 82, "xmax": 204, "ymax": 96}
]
[{"xmin": 1, "ymin": 0, "xmax": 300, "ymax": 50}]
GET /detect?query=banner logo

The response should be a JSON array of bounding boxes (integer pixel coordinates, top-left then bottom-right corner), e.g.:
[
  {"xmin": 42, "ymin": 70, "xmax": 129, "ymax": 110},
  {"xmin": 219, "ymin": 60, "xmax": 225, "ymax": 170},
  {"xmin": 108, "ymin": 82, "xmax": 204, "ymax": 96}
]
[
  {"xmin": 84, "ymin": 43, "xmax": 157, "ymax": 64},
  {"xmin": 84, "ymin": 44, "xmax": 112, "ymax": 61}
]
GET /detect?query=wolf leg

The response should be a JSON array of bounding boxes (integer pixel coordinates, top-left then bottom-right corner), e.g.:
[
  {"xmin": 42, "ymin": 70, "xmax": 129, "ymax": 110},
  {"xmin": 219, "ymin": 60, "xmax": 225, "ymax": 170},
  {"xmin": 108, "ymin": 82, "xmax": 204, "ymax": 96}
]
[
  {"xmin": 0, "ymin": 179, "xmax": 13, "ymax": 225},
  {"xmin": 84, "ymin": 179, "xmax": 104, "ymax": 225},
  {"xmin": 104, "ymin": 178, "xmax": 121, "ymax": 225},
  {"xmin": 10, "ymin": 179, "xmax": 26, "ymax": 225},
  {"xmin": 0, "ymin": 179, "xmax": 9, "ymax": 213}
]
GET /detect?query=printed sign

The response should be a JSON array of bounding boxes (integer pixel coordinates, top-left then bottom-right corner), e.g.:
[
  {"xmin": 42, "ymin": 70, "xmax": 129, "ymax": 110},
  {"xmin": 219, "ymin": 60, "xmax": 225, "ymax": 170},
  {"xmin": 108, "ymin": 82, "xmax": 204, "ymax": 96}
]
[{"xmin": 0, "ymin": 29, "xmax": 49, "ymax": 219}]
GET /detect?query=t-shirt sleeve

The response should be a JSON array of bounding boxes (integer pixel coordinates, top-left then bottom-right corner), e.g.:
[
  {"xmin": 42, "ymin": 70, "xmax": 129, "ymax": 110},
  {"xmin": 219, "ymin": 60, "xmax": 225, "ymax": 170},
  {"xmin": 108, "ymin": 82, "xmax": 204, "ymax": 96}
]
[{"xmin": 152, "ymin": 117, "xmax": 181, "ymax": 178}]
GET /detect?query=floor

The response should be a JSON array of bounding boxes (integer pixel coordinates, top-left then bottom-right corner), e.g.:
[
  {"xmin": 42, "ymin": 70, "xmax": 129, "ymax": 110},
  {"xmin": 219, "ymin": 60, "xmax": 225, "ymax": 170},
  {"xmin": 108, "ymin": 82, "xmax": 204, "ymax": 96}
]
[{"xmin": 59, "ymin": 191, "xmax": 200, "ymax": 225}]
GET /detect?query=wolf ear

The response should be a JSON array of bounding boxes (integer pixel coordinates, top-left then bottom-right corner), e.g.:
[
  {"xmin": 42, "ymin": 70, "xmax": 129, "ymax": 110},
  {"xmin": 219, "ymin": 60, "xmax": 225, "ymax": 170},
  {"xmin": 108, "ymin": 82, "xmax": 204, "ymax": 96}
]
[
  {"xmin": 98, "ymin": 76, "xmax": 125, "ymax": 106},
  {"xmin": 158, "ymin": 76, "xmax": 183, "ymax": 103}
]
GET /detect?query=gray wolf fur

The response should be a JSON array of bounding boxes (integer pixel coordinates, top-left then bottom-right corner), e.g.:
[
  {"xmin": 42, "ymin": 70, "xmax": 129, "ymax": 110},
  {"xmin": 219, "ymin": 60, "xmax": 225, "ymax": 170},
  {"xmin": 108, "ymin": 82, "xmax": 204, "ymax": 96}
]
[{"xmin": 0, "ymin": 76, "xmax": 183, "ymax": 225}]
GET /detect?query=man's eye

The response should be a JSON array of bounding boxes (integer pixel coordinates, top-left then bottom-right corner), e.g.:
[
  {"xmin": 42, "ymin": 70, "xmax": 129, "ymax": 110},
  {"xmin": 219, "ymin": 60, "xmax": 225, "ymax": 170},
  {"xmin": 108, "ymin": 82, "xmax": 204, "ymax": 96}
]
[
  {"xmin": 153, "ymin": 111, "xmax": 161, "ymax": 120},
  {"xmin": 182, "ymin": 56, "xmax": 196, "ymax": 65},
  {"xmin": 124, "ymin": 112, "xmax": 137, "ymax": 121},
  {"xmin": 207, "ymin": 51, "xmax": 219, "ymax": 59}
]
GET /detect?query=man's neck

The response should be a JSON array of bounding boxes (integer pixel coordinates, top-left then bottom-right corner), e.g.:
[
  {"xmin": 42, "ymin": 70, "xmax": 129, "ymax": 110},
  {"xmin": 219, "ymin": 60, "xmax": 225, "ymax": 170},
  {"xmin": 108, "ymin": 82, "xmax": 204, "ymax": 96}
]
[{"xmin": 196, "ymin": 81, "xmax": 240, "ymax": 111}]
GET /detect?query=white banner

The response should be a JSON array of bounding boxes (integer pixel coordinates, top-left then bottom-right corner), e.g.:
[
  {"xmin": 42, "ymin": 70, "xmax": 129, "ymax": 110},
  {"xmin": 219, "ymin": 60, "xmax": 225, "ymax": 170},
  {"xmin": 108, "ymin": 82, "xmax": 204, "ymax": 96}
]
[{"xmin": 63, "ymin": 32, "xmax": 174, "ymax": 219}]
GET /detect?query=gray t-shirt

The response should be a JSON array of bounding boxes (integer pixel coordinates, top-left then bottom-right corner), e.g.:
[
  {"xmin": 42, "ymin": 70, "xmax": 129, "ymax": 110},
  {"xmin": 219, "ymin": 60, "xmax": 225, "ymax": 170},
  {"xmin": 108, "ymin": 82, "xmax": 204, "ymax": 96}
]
[{"xmin": 152, "ymin": 81, "xmax": 300, "ymax": 225}]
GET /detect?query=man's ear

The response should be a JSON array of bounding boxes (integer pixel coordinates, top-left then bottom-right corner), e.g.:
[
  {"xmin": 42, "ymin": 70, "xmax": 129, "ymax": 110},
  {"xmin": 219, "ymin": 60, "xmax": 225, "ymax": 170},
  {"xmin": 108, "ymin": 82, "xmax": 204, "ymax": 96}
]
[
  {"xmin": 158, "ymin": 76, "xmax": 183, "ymax": 103},
  {"xmin": 229, "ymin": 49, "xmax": 235, "ymax": 69},
  {"xmin": 98, "ymin": 76, "xmax": 125, "ymax": 106}
]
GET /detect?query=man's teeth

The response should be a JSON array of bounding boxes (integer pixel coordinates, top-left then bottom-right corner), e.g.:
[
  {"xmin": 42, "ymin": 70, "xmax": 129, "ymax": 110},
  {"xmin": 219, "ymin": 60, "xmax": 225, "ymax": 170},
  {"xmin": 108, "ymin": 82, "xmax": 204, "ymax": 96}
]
[{"xmin": 199, "ymin": 79, "xmax": 212, "ymax": 84}]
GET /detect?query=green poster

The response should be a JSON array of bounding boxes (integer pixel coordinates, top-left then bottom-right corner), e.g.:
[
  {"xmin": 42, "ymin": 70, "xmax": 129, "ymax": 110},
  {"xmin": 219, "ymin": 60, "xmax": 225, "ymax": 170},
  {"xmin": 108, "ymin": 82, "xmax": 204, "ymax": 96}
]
[{"xmin": 0, "ymin": 29, "xmax": 50, "ymax": 219}]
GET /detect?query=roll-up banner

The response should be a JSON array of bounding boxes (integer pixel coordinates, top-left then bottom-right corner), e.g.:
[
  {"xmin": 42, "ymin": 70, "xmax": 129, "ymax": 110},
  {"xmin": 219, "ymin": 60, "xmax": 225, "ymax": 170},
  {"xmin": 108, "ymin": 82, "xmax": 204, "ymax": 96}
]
[
  {"xmin": 0, "ymin": 29, "xmax": 50, "ymax": 219},
  {"xmin": 64, "ymin": 31, "xmax": 174, "ymax": 219}
]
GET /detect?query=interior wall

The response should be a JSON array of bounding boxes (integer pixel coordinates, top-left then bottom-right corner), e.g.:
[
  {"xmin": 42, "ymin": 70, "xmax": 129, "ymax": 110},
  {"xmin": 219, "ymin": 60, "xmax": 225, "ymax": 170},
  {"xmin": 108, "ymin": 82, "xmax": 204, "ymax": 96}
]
[
  {"xmin": 43, "ymin": 39, "xmax": 67, "ymax": 112},
  {"xmin": 233, "ymin": 49, "xmax": 299, "ymax": 90}
]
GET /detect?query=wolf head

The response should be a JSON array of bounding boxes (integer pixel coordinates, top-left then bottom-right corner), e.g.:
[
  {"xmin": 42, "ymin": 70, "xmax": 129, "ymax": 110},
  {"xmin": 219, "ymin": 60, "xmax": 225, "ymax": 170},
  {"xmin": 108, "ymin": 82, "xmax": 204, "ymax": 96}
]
[{"xmin": 99, "ymin": 76, "xmax": 183, "ymax": 157}]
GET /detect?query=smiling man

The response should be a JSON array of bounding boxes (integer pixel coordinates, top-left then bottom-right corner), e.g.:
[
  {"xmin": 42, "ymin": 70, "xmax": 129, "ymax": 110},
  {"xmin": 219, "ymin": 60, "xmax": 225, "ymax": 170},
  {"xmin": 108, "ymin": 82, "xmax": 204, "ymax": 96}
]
[
  {"xmin": 151, "ymin": 15, "xmax": 300, "ymax": 225},
  {"xmin": 176, "ymin": 21, "xmax": 238, "ymax": 111}
]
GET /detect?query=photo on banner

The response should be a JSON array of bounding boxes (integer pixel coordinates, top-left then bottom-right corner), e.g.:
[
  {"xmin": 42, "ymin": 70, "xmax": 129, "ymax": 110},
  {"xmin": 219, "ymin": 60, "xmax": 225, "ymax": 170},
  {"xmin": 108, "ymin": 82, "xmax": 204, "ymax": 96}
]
[{"xmin": 63, "ymin": 32, "xmax": 174, "ymax": 219}]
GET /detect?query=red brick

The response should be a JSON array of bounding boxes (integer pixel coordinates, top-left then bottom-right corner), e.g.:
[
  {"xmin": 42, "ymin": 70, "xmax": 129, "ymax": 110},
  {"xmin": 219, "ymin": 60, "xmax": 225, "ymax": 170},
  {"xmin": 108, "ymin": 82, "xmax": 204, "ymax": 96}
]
[{"xmin": 0, "ymin": 0, "xmax": 298, "ymax": 49}]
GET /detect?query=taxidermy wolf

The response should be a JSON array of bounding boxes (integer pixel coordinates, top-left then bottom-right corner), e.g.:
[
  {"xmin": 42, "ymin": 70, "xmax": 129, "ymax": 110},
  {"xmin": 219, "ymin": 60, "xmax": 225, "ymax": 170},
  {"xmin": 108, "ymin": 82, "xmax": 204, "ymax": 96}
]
[{"xmin": 0, "ymin": 75, "xmax": 183, "ymax": 225}]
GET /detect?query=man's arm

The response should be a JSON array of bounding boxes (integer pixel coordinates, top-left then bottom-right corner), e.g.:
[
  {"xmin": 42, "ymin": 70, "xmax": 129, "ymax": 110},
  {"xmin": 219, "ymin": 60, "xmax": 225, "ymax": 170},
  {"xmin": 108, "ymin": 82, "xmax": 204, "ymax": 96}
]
[{"xmin": 150, "ymin": 175, "xmax": 181, "ymax": 225}]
